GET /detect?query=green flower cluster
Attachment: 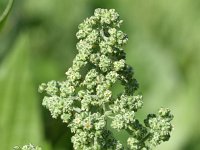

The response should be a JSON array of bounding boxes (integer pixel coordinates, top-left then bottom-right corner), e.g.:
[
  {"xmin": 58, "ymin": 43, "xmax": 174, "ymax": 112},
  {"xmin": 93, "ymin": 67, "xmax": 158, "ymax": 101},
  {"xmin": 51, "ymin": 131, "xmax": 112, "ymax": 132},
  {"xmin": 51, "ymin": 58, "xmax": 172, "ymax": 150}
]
[
  {"xmin": 13, "ymin": 144, "xmax": 41, "ymax": 150},
  {"xmin": 39, "ymin": 8, "xmax": 173, "ymax": 150}
]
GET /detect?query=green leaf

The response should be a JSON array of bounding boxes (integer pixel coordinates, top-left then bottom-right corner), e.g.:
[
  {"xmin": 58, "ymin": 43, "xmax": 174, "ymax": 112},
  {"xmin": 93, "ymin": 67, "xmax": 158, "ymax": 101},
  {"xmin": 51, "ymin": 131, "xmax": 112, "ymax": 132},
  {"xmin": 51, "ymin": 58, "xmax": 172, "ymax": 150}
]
[
  {"xmin": 0, "ymin": 0, "xmax": 14, "ymax": 31},
  {"xmin": 0, "ymin": 33, "xmax": 45, "ymax": 149}
]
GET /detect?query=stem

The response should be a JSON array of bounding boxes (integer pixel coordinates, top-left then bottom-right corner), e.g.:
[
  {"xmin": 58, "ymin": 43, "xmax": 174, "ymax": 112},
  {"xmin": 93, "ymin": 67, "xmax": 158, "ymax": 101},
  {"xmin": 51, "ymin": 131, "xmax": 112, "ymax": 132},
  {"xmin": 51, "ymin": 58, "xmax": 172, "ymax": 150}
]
[
  {"xmin": 102, "ymin": 103, "xmax": 106, "ymax": 112},
  {"xmin": 140, "ymin": 132, "xmax": 150, "ymax": 143}
]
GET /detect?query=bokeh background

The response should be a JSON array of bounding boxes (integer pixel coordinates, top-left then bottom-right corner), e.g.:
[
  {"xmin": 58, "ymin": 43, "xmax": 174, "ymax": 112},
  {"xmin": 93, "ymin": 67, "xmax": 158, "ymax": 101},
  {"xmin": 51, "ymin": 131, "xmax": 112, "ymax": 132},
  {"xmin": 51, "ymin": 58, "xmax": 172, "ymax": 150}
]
[{"xmin": 0, "ymin": 0, "xmax": 200, "ymax": 149}]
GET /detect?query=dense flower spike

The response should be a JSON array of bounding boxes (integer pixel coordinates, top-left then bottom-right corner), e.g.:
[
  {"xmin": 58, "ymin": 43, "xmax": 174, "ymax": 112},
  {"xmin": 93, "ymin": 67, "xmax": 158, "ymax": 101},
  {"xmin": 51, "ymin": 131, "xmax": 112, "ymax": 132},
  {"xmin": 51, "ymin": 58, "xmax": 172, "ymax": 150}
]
[{"xmin": 39, "ymin": 8, "xmax": 173, "ymax": 150}]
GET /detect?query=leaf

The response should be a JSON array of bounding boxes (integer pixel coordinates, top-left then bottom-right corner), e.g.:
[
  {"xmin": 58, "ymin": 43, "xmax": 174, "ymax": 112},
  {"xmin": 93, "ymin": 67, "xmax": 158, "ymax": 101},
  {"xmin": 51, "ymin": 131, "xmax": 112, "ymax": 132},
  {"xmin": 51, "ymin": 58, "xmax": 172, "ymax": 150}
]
[
  {"xmin": 0, "ymin": 33, "xmax": 46, "ymax": 149},
  {"xmin": 0, "ymin": 0, "xmax": 14, "ymax": 31}
]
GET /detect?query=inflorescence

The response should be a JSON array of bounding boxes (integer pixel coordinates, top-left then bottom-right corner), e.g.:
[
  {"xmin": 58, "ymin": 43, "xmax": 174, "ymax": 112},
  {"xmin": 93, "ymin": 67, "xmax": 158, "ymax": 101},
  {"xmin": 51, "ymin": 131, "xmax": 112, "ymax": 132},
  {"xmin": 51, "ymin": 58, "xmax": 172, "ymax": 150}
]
[
  {"xmin": 38, "ymin": 8, "xmax": 173, "ymax": 150},
  {"xmin": 13, "ymin": 144, "xmax": 41, "ymax": 150}
]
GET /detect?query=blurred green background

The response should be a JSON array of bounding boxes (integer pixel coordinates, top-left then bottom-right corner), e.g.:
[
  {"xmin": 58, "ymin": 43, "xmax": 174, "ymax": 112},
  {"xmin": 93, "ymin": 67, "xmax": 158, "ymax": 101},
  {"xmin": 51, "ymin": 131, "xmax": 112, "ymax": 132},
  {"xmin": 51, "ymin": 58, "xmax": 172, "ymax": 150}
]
[{"xmin": 0, "ymin": 0, "xmax": 200, "ymax": 149}]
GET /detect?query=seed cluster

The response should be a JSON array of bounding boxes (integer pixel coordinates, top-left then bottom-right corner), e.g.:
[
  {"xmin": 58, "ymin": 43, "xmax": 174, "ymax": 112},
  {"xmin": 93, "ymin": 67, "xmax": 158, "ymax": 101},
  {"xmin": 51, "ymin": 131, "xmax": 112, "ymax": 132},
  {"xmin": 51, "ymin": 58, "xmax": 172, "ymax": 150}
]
[{"xmin": 39, "ymin": 8, "xmax": 173, "ymax": 150}]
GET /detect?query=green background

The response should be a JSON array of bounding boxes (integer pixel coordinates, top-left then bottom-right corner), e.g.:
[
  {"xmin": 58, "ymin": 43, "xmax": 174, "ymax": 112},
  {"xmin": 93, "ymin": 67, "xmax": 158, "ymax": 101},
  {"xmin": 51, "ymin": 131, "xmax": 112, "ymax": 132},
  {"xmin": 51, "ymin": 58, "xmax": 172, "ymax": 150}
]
[{"xmin": 0, "ymin": 0, "xmax": 200, "ymax": 149}]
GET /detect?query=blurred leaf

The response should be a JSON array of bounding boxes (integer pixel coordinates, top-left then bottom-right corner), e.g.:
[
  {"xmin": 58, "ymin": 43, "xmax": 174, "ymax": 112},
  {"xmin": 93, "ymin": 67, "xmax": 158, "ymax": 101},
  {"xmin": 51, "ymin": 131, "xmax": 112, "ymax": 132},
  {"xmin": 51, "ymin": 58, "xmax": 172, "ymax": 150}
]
[
  {"xmin": 0, "ymin": 0, "xmax": 14, "ymax": 31},
  {"xmin": 0, "ymin": 33, "xmax": 45, "ymax": 149}
]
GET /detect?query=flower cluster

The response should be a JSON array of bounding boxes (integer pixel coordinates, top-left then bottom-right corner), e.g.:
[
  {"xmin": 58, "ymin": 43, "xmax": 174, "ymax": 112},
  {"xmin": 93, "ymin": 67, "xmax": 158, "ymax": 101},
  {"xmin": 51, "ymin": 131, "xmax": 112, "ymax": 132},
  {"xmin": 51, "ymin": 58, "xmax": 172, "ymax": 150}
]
[
  {"xmin": 39, "ymin": 8, "xmax": 173, "ymax": 150},
  {"xmin": 13, "ymin": 144, "xmax": 41, "ymax": 150}
]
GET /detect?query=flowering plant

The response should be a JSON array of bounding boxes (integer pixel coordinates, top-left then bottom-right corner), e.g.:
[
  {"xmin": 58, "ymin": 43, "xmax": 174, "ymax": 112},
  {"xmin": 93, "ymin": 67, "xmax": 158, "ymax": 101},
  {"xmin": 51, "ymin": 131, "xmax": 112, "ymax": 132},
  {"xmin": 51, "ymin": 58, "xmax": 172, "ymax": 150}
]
[{"xmin": 16, "ymin": 8, "xmax": 173, "ymax": 150}]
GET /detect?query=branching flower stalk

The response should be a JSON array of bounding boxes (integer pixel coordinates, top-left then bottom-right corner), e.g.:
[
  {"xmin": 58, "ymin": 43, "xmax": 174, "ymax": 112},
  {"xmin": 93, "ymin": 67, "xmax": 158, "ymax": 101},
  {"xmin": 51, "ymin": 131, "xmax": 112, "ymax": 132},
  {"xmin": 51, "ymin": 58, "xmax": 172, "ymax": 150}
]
[{"xmin": 37, "ymin": 8, "xmax": 173, "ymax": 150}]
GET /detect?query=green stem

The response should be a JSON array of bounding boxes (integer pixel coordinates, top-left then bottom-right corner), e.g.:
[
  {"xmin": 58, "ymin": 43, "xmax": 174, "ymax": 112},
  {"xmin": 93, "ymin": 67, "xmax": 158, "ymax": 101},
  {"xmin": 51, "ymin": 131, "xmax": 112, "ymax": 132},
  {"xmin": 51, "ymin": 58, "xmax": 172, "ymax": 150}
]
[{"xmin": 140, "ymin": 132, "xmax": 150, "ymax": 143}]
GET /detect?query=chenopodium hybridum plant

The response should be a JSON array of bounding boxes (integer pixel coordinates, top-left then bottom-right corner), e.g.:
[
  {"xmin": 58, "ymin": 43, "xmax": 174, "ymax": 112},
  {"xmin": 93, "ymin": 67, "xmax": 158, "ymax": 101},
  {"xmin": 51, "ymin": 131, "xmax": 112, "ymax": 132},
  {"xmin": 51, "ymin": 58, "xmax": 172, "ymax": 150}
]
[{"xmin": 38, "ymin": 8, "xmax": 173, "ymax": 150}]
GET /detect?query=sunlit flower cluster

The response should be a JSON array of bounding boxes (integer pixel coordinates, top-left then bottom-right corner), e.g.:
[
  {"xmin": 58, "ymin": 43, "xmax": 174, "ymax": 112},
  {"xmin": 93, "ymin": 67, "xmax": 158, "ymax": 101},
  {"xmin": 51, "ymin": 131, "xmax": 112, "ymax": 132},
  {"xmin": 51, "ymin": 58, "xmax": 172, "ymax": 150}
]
[{"xmin": 38, "ymin": 8, "xmax": 173, "ymax": 150}]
